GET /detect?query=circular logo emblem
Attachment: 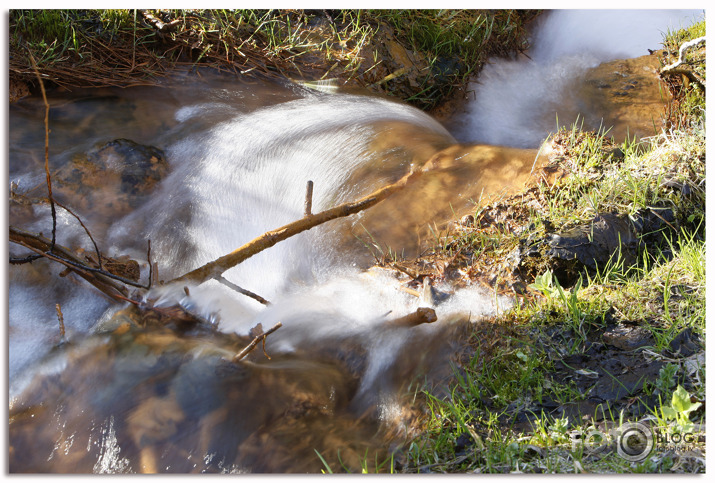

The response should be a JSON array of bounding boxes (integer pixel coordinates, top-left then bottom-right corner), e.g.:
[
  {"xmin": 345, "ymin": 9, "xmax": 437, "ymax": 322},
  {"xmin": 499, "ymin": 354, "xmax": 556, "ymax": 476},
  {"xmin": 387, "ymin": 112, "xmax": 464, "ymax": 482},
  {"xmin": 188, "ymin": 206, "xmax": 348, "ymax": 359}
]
[{"xmin": 616, "ymin": 422, "xmax": 654, "ymax": 462}]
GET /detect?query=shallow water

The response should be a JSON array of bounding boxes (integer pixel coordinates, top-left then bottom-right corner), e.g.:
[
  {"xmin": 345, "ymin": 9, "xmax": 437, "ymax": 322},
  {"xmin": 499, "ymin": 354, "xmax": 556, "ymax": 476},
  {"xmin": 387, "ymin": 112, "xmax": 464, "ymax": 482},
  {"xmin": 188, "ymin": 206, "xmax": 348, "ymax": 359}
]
[
  {"xmin": 9, "ymin": 73, "xmax": 519, "ymax": 473},
  {"xmin": 7, "ymin": 9, "xmax": 703, "ymax": 473},
  {"xmin": 450, "ymin": 9, "xmax": 703, "ymax": 147}
]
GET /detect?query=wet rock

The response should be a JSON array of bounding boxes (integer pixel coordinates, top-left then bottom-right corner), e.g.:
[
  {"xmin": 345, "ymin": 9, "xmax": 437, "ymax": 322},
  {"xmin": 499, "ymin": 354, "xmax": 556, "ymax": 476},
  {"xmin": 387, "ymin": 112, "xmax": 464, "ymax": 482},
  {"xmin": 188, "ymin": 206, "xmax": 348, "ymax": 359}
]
[
  {"xmin": 588, "ymin": 360, "xmax": 662, "ymax": 401},
  {"xmin": 9, "ymin": 75, "xmax": 31, "ymax": 103},
  {"xmin": 454, "ymin": 432, "xmax": 475, "ymax": 454},
  {"xmin": 667, "ymin": 328, "xmax": 702, "ymax": 358},
  {"xmin": 602, "ymin": 323, "xmax": 654, "ymax": 351},
  {"xmin": 545, "ymin": 213, "xmax": 638, "ymax": 271},
  {"xmin": 516, "ymin": 207, "xmax": 680, "ymax": 287},
  {"xmin": 554, "ymin": 400, "xmax": 611, "ymax": 423},
  {"xmin": 630, "ymin": 207, "xmax": 676, "ymax": 236},
  {"xmin": 460, "ymin": 214, "xmax": 475, "ymax": 226}
]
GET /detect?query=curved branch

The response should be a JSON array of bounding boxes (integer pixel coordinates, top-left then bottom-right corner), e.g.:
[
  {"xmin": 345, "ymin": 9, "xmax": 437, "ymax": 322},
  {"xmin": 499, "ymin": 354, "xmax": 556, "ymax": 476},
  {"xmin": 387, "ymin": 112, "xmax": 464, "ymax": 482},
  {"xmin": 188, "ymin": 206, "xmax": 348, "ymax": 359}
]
[{"xmin": 661, "ymin": 36, "xmax": 706, "ymax": 90}]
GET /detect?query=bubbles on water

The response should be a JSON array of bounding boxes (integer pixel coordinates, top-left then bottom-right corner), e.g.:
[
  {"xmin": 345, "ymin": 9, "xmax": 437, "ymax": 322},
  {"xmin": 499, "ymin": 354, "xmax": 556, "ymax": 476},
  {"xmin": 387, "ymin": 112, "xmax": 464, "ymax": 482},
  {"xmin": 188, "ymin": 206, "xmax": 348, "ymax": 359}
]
[{"xmin": 92, "ymin": 416, "xmax": 132, "ymax": 474}]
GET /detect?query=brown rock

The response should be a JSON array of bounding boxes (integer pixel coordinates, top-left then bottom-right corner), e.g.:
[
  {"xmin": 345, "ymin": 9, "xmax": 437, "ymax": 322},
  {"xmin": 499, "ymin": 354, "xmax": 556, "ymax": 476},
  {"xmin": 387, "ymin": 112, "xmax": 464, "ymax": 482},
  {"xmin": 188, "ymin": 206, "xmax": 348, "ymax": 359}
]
[{"xmin": 579, "ymin": 53, "xmax": 672, "ymax": 142}]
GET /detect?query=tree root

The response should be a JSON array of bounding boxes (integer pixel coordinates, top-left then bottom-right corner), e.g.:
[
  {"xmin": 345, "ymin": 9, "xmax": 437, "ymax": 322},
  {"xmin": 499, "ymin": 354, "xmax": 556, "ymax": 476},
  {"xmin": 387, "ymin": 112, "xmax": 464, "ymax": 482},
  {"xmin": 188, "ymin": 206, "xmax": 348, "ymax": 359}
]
[{"xmin": 660, "ymin": 36, "xmax": 706, "ymax": 91}]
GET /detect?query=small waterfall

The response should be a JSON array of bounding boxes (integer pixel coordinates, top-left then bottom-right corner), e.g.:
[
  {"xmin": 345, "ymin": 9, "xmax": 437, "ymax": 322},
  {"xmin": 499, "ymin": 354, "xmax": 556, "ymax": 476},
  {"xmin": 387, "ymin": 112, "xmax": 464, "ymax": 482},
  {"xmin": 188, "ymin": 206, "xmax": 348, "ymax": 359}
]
[
  {"xmin": 451, "ymin": 9, "xmax": 703, "ymax": 148},
  {"xmin": 10, "ymin": 80, "xmax": 512, "ymax": 473},
  {"xmin": 9, "ymin": 82, "xmax": 509, "ymax": 396}
]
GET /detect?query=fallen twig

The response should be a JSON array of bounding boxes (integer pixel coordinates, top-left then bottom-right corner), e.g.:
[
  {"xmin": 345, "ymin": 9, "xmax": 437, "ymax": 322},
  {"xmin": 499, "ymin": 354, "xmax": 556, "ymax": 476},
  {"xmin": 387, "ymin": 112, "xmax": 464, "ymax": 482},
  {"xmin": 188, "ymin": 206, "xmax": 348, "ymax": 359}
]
[
  {"xmin": 304, "ymin": 180, "xmax": 314, "ymax": 216},
  {"xmin": 233, "ymin": 321, "xmax": 283, "ymax": 362},
  {"xmin": 384, "ymin": 307, "xmax": 437, "ymax": 328},
  {"xmin": 171, "ymin": 161, "xmax": 438, "ymax": 286},
  {"xmin": 55, "ymin": 303, "xmax": 66, "ymax": 342},
  {"xmin": 139, "ymin": 9, "xmax": 181, "ymax": 32},
  {"xmin": 27, "ymin": 49, "xmax": 57, "ymax": 248},
  {"xmin": 218, "ymin": 276, "xmax": 271, "ymax": 306},
  {"xmin": 53, "ymin": 198, "xmax": 103, "ymax": 270},
  {"xmin": 9, "ymin": 226, "xmax": 148, "ymax": 300},
  {"xmin": 147, "ymin": 240, "xmax": 153, "ymax": 289}
]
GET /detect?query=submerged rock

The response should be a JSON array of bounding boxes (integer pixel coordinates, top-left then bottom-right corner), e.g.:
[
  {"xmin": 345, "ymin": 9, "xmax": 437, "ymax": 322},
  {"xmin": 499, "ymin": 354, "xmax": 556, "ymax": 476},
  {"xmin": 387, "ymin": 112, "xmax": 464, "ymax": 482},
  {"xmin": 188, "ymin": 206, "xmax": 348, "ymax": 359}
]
[
  {"xmin": 54, "ymin": 138, "xmax": 168, "ymax": 219},
  {"xmin": 9, "ymin": 302, "xmax": 471, "ymax": 474},
  {"xmin": 579, "ymin": 53, "xmax": 672, "ymax": 142}
]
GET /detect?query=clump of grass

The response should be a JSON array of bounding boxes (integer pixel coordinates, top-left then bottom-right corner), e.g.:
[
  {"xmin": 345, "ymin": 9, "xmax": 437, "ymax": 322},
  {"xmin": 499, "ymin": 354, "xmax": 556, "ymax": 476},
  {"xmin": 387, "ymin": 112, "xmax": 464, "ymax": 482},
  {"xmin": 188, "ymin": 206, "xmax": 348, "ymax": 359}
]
[
  {"xmin": 368, "ymin": 9, "xmax": 538, "ymax": 109},
  {"xmin": 659, "ymin": 19, "xmax": 705, "ymax": 130},
  {"xmin": 10, "ymin": 9, "xmax": 169, "ymax": 88}
]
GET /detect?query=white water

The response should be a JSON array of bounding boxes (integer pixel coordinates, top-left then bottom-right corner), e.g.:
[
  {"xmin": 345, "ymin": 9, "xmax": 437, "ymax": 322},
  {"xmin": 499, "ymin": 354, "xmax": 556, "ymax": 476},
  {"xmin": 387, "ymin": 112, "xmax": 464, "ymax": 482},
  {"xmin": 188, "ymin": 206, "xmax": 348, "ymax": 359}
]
[
  {"xmin": 9, "ymin": 85, "xmax": 512, "ymax": 399},
  {"xmin": 8, "ymin": 7, "xmax": 704, "ymax": 409},
  {"xmin": 452, "ymin": 9, "xmax": 704, "ymax": 148}
]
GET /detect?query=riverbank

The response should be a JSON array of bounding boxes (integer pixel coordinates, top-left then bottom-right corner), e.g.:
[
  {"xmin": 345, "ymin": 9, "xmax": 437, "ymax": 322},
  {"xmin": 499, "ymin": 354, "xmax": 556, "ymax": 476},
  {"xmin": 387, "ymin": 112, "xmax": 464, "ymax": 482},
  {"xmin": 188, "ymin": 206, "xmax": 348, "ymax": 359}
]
[
  {"xmin": 392, "ymin": 19, "xmax": 706, "ymax": 474},
  {"xmin": 9, "ymin": 9, "xmax": 539, "ymax": 110}
]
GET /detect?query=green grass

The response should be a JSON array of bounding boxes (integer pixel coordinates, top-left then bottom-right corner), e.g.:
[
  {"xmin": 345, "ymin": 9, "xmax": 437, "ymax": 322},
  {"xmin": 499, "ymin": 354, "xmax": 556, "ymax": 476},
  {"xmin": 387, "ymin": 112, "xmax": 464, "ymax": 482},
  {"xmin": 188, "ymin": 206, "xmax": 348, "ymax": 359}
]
[
  {"xmin": 402, "ymin": 20, "xmax": 706, "ymax": 474},
  {"xmin": 367, "ymin": 9, "xmax": 536, "ymax": 108}
]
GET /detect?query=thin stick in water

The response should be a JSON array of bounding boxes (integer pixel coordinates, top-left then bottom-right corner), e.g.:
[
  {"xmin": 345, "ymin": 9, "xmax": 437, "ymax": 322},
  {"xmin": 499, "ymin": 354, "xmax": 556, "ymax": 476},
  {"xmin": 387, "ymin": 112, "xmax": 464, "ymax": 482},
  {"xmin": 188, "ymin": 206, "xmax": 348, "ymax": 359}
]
[
  {"xmin": 55, "ymin": 303, "xmax": 66, "ymax": 342},
  {"xmin": 218, "ymin": 275, "xmax": 271, "ymax": 306},
  {"xmin": 304, "ymin": 180, "xmax": 314, "ymax": 216},
  {"xmin": 27, "ymin": 49, "xmax": 58, "ymax": 249},
  {"xmin": 233, "ymin": 321, "xmax": 282, "ymax": 362}
]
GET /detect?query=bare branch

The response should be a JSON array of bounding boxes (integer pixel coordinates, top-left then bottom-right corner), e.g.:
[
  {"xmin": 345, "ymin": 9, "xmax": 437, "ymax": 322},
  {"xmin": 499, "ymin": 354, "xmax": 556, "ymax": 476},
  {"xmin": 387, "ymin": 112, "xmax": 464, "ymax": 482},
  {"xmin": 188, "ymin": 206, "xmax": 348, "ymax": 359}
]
[
  {"xmin": 384, "ymin": 307, "xmax": 437, "ymax": 328},
  {"xmin": 147, "ymin": 240, "xmax": 153, "ymax": 288},
  {"xmin": 9, "ymin": 226, "xmax": 143, "ymax": 300},
  {"xmin": 233, "ymin": 321, "xmax": 283, "ymax": 362},
  {"xmin": 53, "ymin": 198, "xmax": 103, "ymax": 270},
  {"xmin": 170, "ymin": 162, "xmax": 434, "ymax": 286},
  {"xmin": 218, "ymin": 276, "xmax": 271, "ymax": 306},
  {"xmin": 55, "ymin": 304, "xmax": 66, "ymax": 342},
  {"xmin": 27, "ymin": 49, "xmax": 58, "ymax": 248}
]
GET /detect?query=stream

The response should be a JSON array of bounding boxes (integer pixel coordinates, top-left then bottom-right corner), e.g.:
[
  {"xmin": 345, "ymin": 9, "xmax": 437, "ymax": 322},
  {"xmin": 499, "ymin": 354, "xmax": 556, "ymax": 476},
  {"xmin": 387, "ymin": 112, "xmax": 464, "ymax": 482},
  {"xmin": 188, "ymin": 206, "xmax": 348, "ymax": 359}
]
[{"xmin": 7, "ymin": 9, "xmax": 702, "ymax": 473}]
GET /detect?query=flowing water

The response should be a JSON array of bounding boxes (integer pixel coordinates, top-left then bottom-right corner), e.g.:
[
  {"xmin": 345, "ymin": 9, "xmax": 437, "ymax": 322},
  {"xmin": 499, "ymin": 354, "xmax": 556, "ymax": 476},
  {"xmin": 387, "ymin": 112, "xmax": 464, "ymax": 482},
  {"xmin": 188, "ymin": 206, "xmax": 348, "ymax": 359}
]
[
  {"xmin": 450, "ymin": 9, "xmax": 703, "ymax": 147},
  {"xmin": 8, "ymin": 73, "xmax": 519, "ymax": 474},
  {"xmin": 7, "ymin": 9, "xmax": 703, "ymax": 473}
]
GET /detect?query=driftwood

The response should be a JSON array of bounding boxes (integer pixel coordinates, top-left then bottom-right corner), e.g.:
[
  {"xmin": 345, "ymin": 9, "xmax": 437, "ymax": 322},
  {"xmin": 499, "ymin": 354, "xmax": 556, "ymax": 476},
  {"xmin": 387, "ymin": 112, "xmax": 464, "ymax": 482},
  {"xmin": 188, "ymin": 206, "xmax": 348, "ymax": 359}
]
[
  {"xmin": 384, "ymin": 307, "xmax": 437, "ymax": 328},
  {"xmin": 170, "ymin": 162, "xmax": 436, "ymax": 286},
  {"xmin": 661, "ymin": 36, "xmax": 706, "ymax": 90}
]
